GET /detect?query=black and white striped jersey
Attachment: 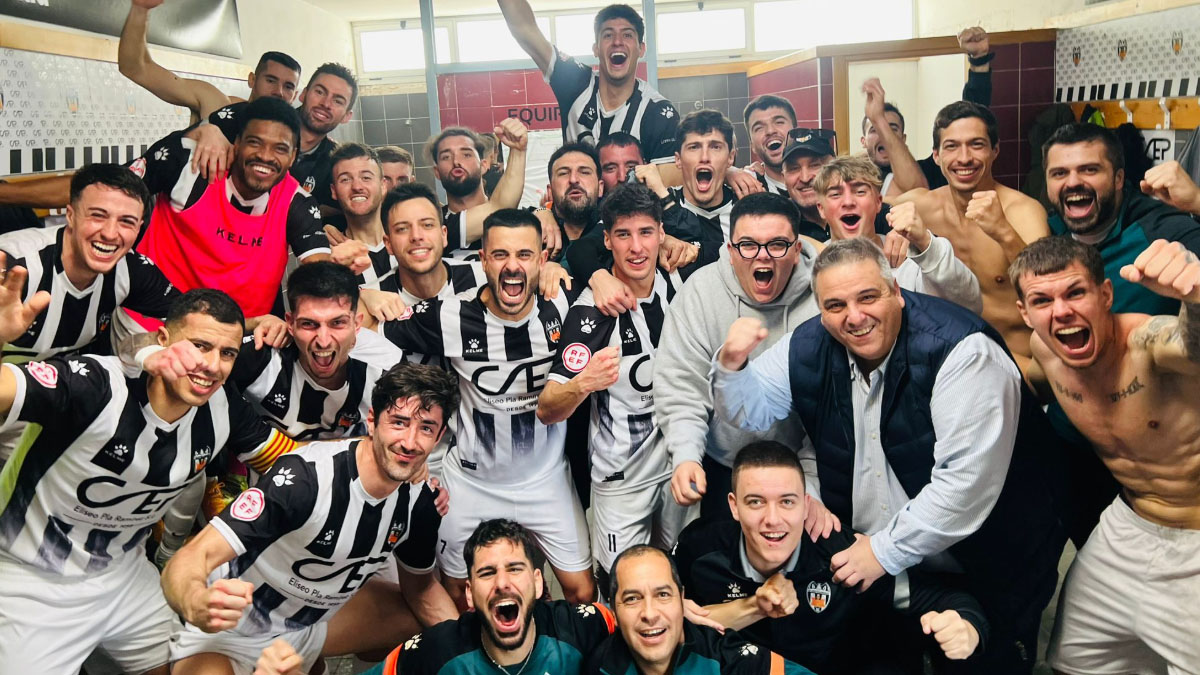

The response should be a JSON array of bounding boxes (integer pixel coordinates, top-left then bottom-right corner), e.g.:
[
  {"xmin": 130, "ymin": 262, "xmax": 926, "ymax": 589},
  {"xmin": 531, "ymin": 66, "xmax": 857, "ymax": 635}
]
[
  {"xmin": 549, "ymin": 270, "xmax": 688, "ymax": 494},
  {"xmin": 211, "ymin": 439, "xmax": 440, "ymax": 635},
  {"xmin": 547, "ymin": 49, "xmax": 679, "ymax": 163},
  {"xmin": 0, "ymin": 226, "xmax": 179, "ymax": 362},
  {"xmin": 370, "ymin": 259, "xmax": 486, "ymax": 308},
  {"xmin": 441, "ymin": 205, "xmax": 482, "ymax": 260},
  {"xmin": 382, "ymin": 286, "xmax": 576, "ymax": 486},
  {"xmin": 0, "ymin": 355, "xmax": 293, "ymax": 576},
  {"xmin": 368, "ymin": 259, "xmax": 486, "ymax": 368},
  {"xmin": 663, "ymin": 186, "xmax": 737, "ymax": 247},
  {"xmin": 357, "ymin": 240, "xmax": 397, "ymax": 287},
  {"xmin": 232, "ymin": 329, "xmax": 404, "ymax": 441},
  {"xmin": 757, "ymin": 172, "xmax": 789, "ymax": 197}
]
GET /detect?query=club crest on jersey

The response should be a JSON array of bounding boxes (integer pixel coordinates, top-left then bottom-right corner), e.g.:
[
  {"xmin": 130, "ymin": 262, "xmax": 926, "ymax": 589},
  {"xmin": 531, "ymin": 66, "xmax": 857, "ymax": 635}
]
[
  {"xmin": 337, "ymin": 410, "xmax": 362, "ymax": 428},
  {"xmin": 562, "ymin": 343, "xmax": 592, "ymax": 373},
  {"xmin": 193, "ymin": 445, "xmax": 212, "ymax": 473},
  {"xmin": 26, "ymin": 361, "xmax": 58, "ymax": 388},
  {"xmin": 545, "ymin": 318, "xmax": 562, "ymax": 343},
  {"xmin": 807, "ymin": 581, "xmax": 831, "ymax": 613},
  {"xmin": 230, "ymin": 488, "xmax": 266, "ymax": 521},
  {"xmin": 303, "ymin": 176, "xmax": 318, "ymax": 193},
  {"xmin": 387, "ymin": 521, "xmax": 407, "ymax": 546}
]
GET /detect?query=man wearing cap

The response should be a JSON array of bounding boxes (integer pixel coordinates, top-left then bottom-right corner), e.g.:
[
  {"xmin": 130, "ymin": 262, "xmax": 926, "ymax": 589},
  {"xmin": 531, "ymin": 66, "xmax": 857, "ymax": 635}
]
[{"xmin": 781, "ymin": 128, "xmax": 891, "ymax": 243}]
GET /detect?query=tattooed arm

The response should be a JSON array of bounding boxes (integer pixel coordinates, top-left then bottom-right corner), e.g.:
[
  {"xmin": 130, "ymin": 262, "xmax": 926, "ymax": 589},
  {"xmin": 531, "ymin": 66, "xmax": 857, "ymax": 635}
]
[{"xmin": 1123, "ymin": 240, "xmax": 1200, "ymax": 374}]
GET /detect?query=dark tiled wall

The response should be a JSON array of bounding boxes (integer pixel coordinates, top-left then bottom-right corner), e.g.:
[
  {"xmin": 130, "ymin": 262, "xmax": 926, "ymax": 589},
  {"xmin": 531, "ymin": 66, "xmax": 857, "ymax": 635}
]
[
  {"xmin": 657, "ymin": 72, "xmax": 752, "ymax": 164},
  {"xmin": 993, "ymin": 41, "xmax": 1057, "ymax": 190},
  {"xmin": 357, "ymin": 91, "xmax": 436, "ymax": 187}
]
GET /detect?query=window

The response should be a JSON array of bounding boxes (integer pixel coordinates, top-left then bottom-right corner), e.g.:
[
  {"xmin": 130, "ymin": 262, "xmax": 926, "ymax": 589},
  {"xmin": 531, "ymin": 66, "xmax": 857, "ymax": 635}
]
[
  {"xmin": 657, "ymin": 7, "xmax": 746, "ymax": 55},
  {"xmin": 456, "ymin": 17, "xmax": 552, "ymax": 62},
  {"xmin": 554, "ymin": 13, "xmax": 598, "ymax": 56},
  {"xmin": 359, "ymin": 27, "xmax": 451, "ymax": 72},
  {"xmin": 753, "ymin": 0, "xmax": 912, "ymax": 53}
]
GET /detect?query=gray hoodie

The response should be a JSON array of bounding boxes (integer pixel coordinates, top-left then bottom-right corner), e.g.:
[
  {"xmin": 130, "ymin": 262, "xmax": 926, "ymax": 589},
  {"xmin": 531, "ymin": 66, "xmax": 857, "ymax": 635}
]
[{"xmin": 655, "ymin": 242, "xmax": 820, "ymax": 472}]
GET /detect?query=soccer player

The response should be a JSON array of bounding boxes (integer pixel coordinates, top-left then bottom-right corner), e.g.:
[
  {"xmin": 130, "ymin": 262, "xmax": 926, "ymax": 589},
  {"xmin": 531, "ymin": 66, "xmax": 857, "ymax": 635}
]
[
  {"xmin": 1011, "ymin": 237, "xmax": 1200, "ymax": 673},
  {"xmin": 367, "ymin": 519, "xmax": 616, "ymax": 675},
  {"xmin": 372, "ymin": 183, "xmax": 488, "ymax": 311},
  {"xmin": 324, "ymin": 143, "xmax": 396, "ymax": 286},
  {"xmin": 673, "ymin": 442, "xmax": 986, "ymax": 673},
  {"xmin": 598, "ymin": 131, "xmax": 647, "ymax": 193},
  {"xmin": 661, "ymin": 110, "xmax": 738, "ymax": 248},
  {"xmin": 538, "ymin": 184, "xmax": 703, "ymax": 591},
  {"xmin": 203, "ymin": 63, "xmax": 359, "ymax": 213},
  {"xmin": 381, "ymin": 209, "xmax": 596, "ymax": 607},
  {"xmin": 545, "ymin": 142, "xmax": 604, "ymax": 264},
  {"xmin": 162, "ymin": 361, "xmax": 458, "ymax": 673},
  {"xmin": 1045, "ymin": 123, "xmax": 1200, "ymax": 316},
  {"xmin": 894, "ymin": 101, "xmax": 1050, "ymax": 374},
  {"xmin": 119, "ymin": 0, "xmax": 300, "ymax": 124},
  {"xmin": 587, "ymin": 545, "xmax": 816, "ymax": 675},
  {"xmin": 124, "ymin": 96, "xmax": 330, "ymax": 330},
  {"xmin": 377, "ymin": 145, "xmax": 416, "ymax": 191},
  {"xmin": 743, "ymin": 95, "xmax": 796, "ymax": 197},
  {"xmin": 231, "ymin": 262, "xmax": 404, "ymax": 441},
  {"xmin": 814, "ymin": 156, "xmax": 982, "ymax": 314},
  {"xmin": 499, "ymin": 1, "xmax": 678, "ymax": 167},
  {"xmin": 863, "ymin": 27, "xmax": 995, "ymax": 194},
  {"xmin": 425, "ymin": 122, "xmax": 533, "ymax": 258},
  {"xmin": 0, "ymin": 164, "xmax": 178, "ymax": 365},
  {"xmin": 0, "ymin": 287, "xmax": 295, "ymax": 674}
]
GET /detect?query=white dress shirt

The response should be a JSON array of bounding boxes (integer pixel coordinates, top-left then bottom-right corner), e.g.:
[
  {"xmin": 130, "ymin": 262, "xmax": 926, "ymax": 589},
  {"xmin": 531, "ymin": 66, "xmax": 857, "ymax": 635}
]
[{"xmin": 713, "ymin": 329, "xmax": 1022, "ymax": 576}]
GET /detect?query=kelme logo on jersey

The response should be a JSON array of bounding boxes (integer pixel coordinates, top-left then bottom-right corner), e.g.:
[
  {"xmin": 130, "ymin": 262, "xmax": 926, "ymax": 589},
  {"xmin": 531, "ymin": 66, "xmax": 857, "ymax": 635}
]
[
  {"xmin": 807, "ymin": 581, "xmax": 831, "ymax": 613},
  {"xmin": 726, "ymin": 582, "xmax": 746, "ymax": 599}
]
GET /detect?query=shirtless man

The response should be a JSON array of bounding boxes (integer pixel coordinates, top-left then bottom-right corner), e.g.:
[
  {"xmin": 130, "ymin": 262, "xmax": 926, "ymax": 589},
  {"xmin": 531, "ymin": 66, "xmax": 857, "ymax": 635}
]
[
  {"xmin": 1010, "ymin": 236, "xmax": 1200, "ymax": 673},
  {"xmin": 897, "ymin": 101, "xmax": 1048, "ymax": 372}
]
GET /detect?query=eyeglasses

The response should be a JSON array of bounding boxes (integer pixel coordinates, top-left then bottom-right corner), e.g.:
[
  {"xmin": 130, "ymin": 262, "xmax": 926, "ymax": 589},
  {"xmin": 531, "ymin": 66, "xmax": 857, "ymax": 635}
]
[{"xmin": 732, "ymin": 238, "xmax": 798, "ymax": 259}]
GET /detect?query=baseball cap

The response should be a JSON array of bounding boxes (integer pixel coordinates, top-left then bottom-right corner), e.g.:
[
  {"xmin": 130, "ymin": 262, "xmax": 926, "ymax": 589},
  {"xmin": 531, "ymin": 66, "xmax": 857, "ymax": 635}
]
[{"xmin": 781, "ymin": 127, "xmax": 837, "ymax": 163}]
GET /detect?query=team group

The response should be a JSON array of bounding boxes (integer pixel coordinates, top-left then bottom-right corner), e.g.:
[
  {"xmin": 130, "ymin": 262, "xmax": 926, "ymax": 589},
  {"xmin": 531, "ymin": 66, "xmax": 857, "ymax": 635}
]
[{"xmin": 0, "ymin": 1, "xmax": 1198, "ymax": 674}]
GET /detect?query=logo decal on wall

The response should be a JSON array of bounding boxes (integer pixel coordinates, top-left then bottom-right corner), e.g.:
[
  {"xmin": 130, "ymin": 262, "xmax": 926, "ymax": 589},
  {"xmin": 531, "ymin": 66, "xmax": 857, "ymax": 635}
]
[
  {"xmin": 1172, "ymin": 32, "xmax": 1184, "ymax": 54},
  {"xmin": 1072, "ymin": 47, "xmax": 1082, "ymax": 66},
  {"xmin": 1117, "ymin": 39, "xmax": 1128, "ymax": 61}
]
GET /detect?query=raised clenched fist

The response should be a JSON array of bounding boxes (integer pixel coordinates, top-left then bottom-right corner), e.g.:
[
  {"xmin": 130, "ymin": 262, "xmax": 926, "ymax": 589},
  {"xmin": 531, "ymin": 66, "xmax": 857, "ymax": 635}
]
[
  {"xmin": 885, "ymin": 201, "xmax": 931, "ymax": 253},
  {"xmin": 719, "ymin": 317, "xmax": 769, "ymax": 371},
  {"xmin": 1120, "ymin": 239, "xmax": 1200, "ymax": 304}
]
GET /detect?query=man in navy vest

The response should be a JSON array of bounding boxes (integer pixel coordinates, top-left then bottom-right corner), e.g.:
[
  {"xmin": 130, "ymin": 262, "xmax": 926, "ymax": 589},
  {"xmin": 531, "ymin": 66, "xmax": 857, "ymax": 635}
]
[{"xmin": 709, "ymin": 237, "xmax": 1065, "ymax": 674}]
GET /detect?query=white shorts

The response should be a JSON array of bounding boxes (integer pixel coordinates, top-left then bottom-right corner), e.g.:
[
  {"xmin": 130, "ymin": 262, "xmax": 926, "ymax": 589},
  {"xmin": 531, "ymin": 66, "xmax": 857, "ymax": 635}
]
[
  {"xmin": 0, "ymin": 554, "xmax": 173, "ymax": 674},
  {"xmin": 436, "ymin": 463, "xmax": 590, "ymax": 579},
  {"xmin": 170, "ymin": 621, "xmax": 327, "ymax": 675},
  {"xmin": 1048, "ymin": 496, "xmax": 1200, "ymax": 674},
  {"xmin": 591, "ymin": 480, "xmax": 695, "ymax": 573}
]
